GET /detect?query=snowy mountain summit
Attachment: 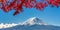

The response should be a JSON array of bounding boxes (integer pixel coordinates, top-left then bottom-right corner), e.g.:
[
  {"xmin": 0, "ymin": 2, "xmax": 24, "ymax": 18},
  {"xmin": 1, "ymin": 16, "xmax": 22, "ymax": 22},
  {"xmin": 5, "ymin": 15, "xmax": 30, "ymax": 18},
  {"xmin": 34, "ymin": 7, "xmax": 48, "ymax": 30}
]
[{"xmin": 22, "ymin": 17, "xmax": 48, "ymax": 25}]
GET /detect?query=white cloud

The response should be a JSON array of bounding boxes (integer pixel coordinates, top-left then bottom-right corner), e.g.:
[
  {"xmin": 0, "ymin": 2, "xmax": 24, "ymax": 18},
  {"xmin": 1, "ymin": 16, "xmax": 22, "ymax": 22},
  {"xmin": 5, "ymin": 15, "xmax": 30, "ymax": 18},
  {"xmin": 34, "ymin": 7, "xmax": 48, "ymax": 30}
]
[{"xmin": 0, "ymin": 23, "xmax": 18, "ymax": 29}]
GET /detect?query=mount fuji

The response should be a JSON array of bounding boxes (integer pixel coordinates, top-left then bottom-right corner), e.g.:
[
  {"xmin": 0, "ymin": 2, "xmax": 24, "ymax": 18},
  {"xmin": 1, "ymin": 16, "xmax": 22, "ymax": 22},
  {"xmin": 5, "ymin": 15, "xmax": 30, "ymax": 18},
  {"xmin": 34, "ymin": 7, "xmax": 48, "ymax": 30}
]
[{"xmin": 0, "ymin": 17, "xmax": 60, "ymax": 30}]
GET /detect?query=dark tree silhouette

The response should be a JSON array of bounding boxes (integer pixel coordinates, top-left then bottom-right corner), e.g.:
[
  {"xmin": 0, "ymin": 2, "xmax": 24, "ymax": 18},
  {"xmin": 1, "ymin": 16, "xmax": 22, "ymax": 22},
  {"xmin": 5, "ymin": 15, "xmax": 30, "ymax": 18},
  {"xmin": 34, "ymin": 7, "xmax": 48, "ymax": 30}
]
[{"xmin": 0, "ymin": 0, "xmax": 60, "ymax": 16}]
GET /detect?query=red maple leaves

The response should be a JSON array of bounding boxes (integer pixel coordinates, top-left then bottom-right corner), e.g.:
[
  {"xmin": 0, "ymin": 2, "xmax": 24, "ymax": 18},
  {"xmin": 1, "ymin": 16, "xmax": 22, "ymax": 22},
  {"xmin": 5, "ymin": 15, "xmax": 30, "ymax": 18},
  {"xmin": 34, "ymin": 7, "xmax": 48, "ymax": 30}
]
[
  {"xmin": 48, "ymin": 0, "xmax": 60, "ymax": 7},
  {"xmin": 35, "ymin": 2, "xmax": 47, "ymax": 10},
  {"xmin": 0, "ymin": 0, "xmax": 60, "ymax": 16}
]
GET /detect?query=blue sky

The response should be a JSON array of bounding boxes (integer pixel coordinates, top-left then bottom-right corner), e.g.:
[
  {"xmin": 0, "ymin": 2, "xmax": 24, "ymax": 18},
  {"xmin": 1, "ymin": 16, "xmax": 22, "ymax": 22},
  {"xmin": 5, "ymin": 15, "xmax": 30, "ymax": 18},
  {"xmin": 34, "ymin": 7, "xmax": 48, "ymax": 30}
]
[{"xmin": 0, "ymin": 0, "xmax": 60, "ymax": 26}]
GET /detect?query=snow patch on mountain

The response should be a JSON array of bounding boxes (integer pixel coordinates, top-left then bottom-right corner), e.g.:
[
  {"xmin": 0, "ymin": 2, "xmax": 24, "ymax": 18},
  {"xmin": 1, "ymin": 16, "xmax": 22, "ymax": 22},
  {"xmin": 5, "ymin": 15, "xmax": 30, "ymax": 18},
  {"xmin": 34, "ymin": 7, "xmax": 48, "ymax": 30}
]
[{"xmin": 0, "ymin": 23, "xmax": 18, "ymax": 29}]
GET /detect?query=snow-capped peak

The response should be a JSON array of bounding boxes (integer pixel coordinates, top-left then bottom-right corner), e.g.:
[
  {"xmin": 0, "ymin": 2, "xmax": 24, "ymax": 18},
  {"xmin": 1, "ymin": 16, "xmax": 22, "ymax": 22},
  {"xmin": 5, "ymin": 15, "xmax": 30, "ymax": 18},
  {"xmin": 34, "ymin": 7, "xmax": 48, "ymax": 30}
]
[{"xmin": 22, "ymin": 17, "xmax": 48, "ymax": 25}]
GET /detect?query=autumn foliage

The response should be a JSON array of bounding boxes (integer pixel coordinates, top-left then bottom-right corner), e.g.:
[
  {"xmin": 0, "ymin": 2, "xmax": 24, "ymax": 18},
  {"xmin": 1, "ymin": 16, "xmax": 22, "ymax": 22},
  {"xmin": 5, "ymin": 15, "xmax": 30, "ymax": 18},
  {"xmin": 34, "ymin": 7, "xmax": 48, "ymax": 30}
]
[{"xmin": 0, "ymin": 0, "xmax": 60, "ymax": 15}]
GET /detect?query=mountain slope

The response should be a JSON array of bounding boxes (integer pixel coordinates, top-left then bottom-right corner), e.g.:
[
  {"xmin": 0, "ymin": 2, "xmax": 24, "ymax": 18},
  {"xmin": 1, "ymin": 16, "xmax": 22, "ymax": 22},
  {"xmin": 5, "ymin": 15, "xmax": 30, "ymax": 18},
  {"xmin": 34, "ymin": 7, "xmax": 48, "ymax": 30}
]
[{"xmin": 0, "ymin": 25, "xmax": 60, "ymax": 30}]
